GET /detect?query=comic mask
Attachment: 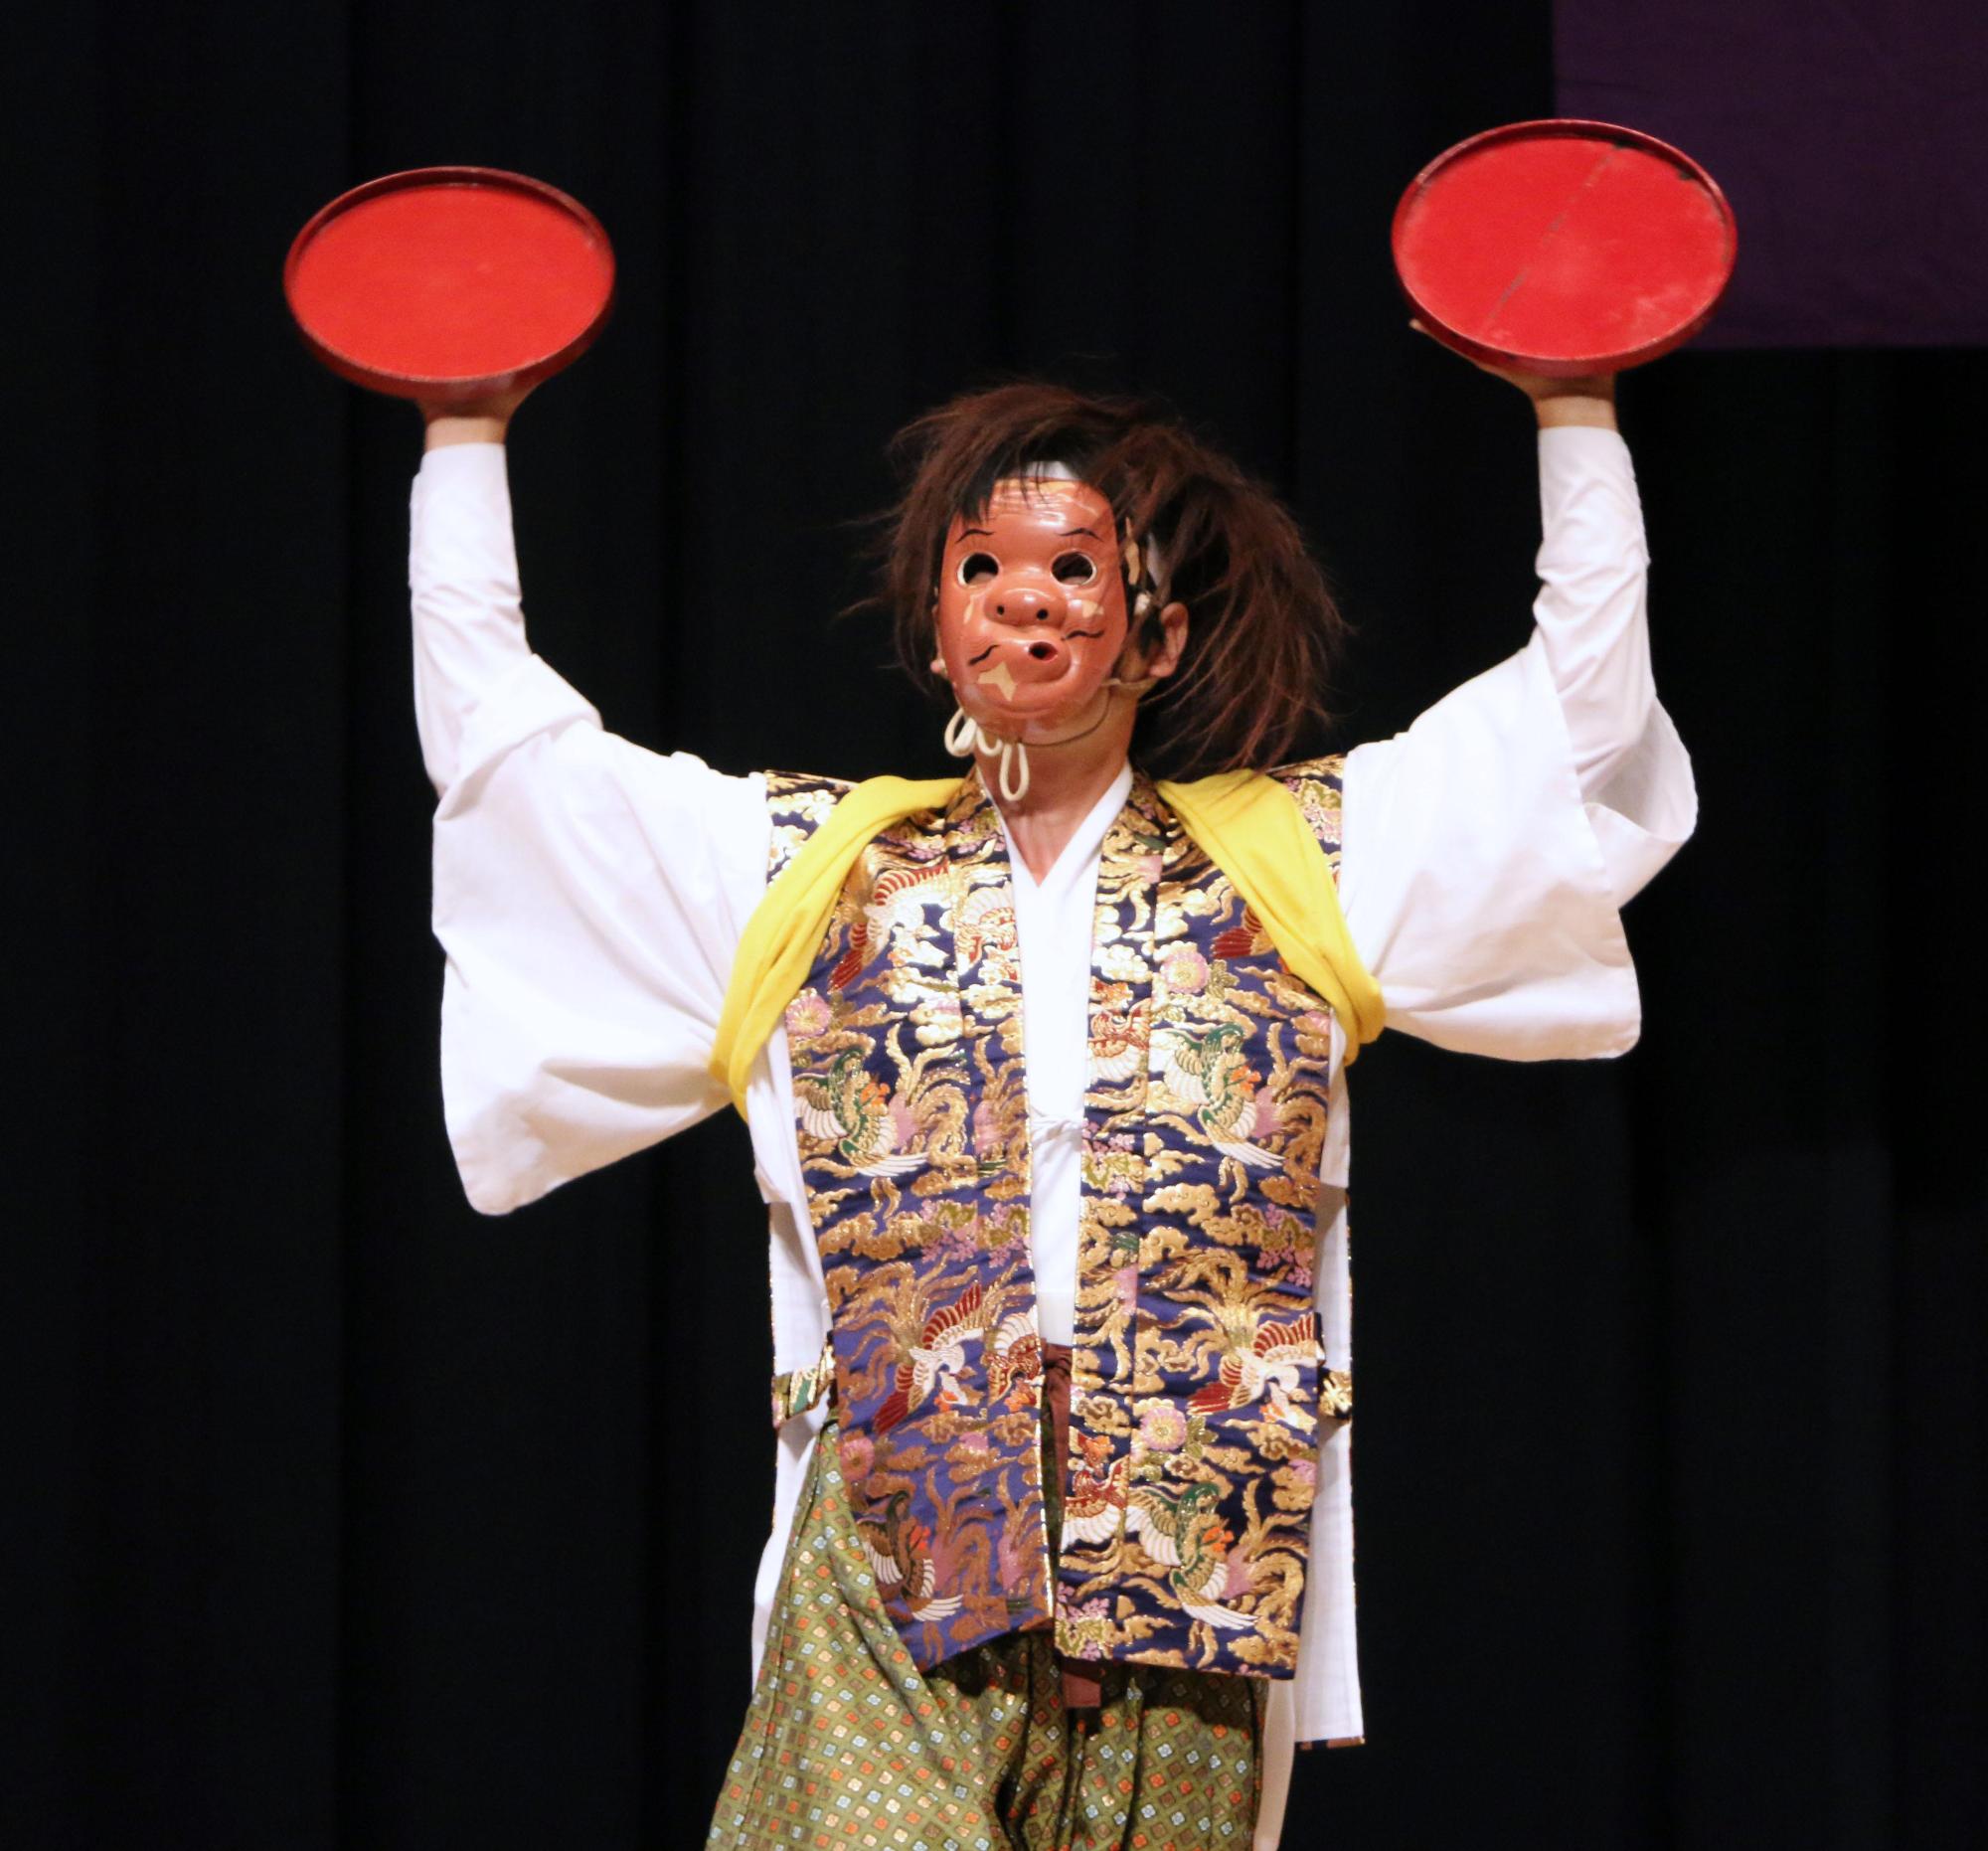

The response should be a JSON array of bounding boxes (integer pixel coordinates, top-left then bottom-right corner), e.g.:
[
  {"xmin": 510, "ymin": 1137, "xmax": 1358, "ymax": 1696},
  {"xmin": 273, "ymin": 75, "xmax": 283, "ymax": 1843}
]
[{"xmin": 932, "ymin": 475, "xmax": 1138, "ymax": 741}]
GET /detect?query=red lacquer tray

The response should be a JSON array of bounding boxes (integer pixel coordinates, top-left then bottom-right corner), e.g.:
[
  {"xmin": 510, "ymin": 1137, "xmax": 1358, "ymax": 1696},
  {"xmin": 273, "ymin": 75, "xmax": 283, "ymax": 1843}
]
[
  {"xmin": 1393, "ymin": 120, "xmax": 1737, "ymax": 376},
  {"xmin": 284, "ymin": 166, "xmax": 616, "ymax": 401}
]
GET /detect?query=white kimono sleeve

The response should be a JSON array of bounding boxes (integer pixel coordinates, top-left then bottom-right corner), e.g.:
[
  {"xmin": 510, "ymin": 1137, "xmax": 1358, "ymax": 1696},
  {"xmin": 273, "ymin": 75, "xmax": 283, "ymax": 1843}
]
[
  {"xmin": 1340, "ymin": 424, "xmax": 1697, "ymax": 1057},
  {"xmin": 411, "ymin": 442, "xmax": 771, "ymax": 1214},
  {"xmin": 1266, "ymin": 425, "xmax": 1700, "ymax": 1795}
]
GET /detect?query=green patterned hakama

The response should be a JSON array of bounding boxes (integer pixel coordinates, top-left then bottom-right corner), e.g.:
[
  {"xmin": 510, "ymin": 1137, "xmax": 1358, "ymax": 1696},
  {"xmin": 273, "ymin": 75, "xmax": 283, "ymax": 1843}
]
[{"xmin": 707, "ymin": 1419, "xmax": 1266, "ymax": 1850}]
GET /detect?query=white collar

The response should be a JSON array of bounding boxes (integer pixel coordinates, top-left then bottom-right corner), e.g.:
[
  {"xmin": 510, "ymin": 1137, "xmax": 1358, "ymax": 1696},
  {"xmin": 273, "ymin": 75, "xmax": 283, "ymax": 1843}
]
[{"xmin": 993, "ymin": 762, "xmax": 1134, "ymax": 900}]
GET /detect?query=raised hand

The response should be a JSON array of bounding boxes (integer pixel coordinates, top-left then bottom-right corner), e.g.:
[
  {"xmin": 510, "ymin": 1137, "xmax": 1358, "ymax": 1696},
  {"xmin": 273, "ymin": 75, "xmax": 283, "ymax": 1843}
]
[
  {"xmin": 1409, "ymin": 318, "xmax": 1617, "ymax": 429},
  {"xmin": 418, "ymin": 379, "xmax": 540, "ymax": 450}
]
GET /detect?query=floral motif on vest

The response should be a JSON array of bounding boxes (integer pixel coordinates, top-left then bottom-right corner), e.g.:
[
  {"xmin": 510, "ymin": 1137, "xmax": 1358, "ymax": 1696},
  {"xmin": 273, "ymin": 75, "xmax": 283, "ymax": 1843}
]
[{"xmin": 764, "ymin": 759, "xmax": 1350, "ymax": 1679}]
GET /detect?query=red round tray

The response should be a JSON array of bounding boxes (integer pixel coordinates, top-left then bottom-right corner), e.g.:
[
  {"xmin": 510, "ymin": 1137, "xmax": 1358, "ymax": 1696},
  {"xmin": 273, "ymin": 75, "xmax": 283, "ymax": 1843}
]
[
  {"xmin": 284, "ymin": 166, "xmax": 615, "ymax": 401},
  {"xmin": 1393, "ymin": 120, "xmax": 1737, "ymax": 376}
]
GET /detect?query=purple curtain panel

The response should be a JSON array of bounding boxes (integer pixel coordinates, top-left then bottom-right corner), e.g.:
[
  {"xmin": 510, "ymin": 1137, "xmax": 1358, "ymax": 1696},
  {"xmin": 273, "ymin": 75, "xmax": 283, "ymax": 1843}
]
[{"xmin": 1555, "ymin": 1, "xmax": 1988, "ymax": 346}]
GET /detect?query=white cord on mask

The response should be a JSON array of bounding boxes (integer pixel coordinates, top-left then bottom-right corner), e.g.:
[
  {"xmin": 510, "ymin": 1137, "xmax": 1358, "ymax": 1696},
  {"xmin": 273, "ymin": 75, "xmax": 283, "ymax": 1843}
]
[{"xmin": 944, "ymin": 706, "xmax": 1031, "ymax": 803}]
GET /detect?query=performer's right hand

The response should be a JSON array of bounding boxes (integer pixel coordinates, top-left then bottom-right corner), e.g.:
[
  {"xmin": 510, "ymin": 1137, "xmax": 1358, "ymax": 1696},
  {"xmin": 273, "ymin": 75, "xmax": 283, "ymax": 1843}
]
[{"xmin": 418, "ymin": 380, "xmax": 538, "ymax": 450}]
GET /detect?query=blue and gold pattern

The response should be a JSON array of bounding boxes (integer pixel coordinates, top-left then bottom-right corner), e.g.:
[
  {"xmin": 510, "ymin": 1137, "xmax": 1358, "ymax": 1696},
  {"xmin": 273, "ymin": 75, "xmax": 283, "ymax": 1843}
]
[{"xmin": 765, "ymin": 762, "xmax": 1351, "ymax": 1682}]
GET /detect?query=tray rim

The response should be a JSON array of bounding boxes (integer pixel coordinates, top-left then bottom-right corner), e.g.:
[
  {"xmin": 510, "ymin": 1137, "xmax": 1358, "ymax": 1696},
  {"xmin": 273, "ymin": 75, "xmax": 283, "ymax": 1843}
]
[
  {"xmin": 1390, "ymin": 117, "xmax": 1739, "ymax": 376},
  {"xmin": 283, "ymin": 164, "xmax": 617, "ymax": 399}
]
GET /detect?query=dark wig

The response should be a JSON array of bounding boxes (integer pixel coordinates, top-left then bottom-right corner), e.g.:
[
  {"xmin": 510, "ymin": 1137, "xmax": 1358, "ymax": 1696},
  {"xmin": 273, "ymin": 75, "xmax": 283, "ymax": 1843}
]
[{"xmin": 876, "ymin": 380, "xmax": 1347, "ymax": 778}]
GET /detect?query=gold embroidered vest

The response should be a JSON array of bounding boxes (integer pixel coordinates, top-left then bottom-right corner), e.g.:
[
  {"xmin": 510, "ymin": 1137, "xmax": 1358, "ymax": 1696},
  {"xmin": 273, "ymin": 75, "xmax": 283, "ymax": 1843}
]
[{"xmin": 768, "ymin": 765, "xmax": 1353, "ymax": 1679}]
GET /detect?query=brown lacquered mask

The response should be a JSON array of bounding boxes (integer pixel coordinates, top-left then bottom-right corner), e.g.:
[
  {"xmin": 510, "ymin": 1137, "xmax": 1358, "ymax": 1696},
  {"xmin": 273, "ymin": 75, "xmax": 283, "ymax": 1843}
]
[{"xmin": 933, "ymin": 477, "xmax": 1131, "ymax": 740}]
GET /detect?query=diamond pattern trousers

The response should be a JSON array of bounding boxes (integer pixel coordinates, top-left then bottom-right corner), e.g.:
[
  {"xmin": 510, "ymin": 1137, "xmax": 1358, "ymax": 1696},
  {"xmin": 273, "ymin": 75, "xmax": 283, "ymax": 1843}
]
[{"xmin": 706, "ymin": 1416, "xmax": 1265, "ymax": 1851}]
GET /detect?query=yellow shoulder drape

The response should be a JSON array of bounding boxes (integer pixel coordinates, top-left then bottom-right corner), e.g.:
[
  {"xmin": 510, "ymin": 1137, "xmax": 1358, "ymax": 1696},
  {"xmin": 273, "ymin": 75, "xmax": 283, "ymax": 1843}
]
[{"xmin": 711, "ymin": 770, "xmax": 1383, "ymax": 1116}]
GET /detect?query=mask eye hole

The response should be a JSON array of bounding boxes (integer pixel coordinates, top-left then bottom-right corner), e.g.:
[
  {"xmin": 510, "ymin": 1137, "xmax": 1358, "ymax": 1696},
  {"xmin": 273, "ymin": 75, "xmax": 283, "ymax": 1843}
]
[
  {"xmin": 1051, "ymin": 552, "xmax": 1097, "ymax": 585},
  {"xmin": 957, "ymin": 552, "xmax": 999, "ymax": 587}
]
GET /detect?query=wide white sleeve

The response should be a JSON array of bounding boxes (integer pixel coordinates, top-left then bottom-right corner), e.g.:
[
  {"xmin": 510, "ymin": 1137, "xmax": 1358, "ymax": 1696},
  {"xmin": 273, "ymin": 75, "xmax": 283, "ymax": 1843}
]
[
  {"xmin": 1339, "ymin": 424, "xmax": 1696, "ymax": 1060},
  {"xmin": 411, "ymin": 443, "xmax": 771, "ymax": 1213}
]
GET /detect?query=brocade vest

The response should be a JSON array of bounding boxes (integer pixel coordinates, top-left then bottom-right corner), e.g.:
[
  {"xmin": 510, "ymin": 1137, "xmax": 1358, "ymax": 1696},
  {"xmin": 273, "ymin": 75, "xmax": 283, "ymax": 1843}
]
[{"xmin": 766, "ymin": 764, "xmax": 1354, "ymax": 1681}]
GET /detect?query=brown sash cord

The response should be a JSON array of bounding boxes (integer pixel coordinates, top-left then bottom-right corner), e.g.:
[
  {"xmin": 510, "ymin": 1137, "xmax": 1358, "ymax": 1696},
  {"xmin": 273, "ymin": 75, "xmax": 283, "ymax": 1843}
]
[{"xmin": 1039, "ymin": 1342, "xmax": 1103, "ymax": 1712}]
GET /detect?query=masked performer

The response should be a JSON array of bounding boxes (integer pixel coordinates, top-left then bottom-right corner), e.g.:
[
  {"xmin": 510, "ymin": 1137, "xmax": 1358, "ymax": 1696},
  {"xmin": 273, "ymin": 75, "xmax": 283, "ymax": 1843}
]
[{"xmin": 408, "ymin": 358, "xmax": 1693, "ymax": 1849}]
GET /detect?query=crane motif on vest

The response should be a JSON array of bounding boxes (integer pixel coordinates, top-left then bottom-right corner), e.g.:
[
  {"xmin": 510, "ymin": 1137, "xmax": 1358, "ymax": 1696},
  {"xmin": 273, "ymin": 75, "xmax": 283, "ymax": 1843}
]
[
  {"xmin": 1189, "ymin": 1308, "xmax": 1324, "ymax": 1431},
  {"xmin": 795, "ymin": 1046, "xmax": 921, "ymax": 1176},
  {"xmin": 1125, "ymin": 1480, "xmax": 1254, "ymax": 1633},
  {"xmin": 855, "ymin": 1489, "xmax": 964, "ymax": 1624},
  {"xmin": 872, "ymin": 1279, "xmax": 986, "ymax": 1433},
  {"xmin": 1160, "ymin": 1021, "xmax": 1280, "ymax": 1170}
]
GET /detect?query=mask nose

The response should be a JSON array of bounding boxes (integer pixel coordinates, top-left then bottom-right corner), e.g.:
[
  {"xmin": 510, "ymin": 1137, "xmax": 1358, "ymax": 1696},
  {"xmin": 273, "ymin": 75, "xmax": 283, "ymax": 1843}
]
[{"xmin": 987, "ymin": 583, "xmax": 1065, "ymax": 627}]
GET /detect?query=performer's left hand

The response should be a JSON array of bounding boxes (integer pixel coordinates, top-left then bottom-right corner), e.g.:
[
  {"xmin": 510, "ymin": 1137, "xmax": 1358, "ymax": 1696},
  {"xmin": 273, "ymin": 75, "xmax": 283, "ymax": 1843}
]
[{"xmin": 1409, "ymin": 318, "xmax": 1617, "ymax": 430}]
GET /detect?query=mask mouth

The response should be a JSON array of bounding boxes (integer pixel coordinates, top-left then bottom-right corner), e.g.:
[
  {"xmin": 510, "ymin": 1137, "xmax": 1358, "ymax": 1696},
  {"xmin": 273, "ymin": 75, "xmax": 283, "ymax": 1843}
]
[{"xmin": 972, "ymin": 630, "xmax": 1074, "ymax": 689}]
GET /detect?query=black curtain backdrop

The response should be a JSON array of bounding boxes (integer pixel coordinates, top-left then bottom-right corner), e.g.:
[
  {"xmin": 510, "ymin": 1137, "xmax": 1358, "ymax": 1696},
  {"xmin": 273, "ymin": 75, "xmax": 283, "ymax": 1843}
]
[{"xmin": 12, "ymin": 4, "xmax": 1982, "ymax": 1847}]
